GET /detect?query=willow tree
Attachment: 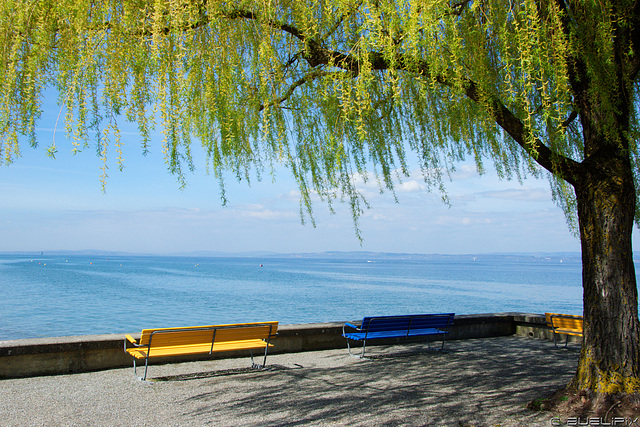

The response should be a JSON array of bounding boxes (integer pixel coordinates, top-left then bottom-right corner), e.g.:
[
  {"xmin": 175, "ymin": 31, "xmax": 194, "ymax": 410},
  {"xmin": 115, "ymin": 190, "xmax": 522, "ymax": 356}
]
[{"xmin": 1, "ymin": 0, "xmax": 639, "ymax": 406}]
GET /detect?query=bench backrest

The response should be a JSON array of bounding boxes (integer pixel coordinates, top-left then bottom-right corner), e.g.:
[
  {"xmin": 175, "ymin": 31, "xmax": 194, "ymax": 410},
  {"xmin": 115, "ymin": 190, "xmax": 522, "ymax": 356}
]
[
  {"xmin": 360, "ymin": 313, "xmax": 454, "ymax": 333},
  {"xmin": 138, "ymin": 321, "xmax": 279, "ymax": 348},
  {"xmin": 545, "ymin": 313, "xmax": 583, "ymax": 330}
]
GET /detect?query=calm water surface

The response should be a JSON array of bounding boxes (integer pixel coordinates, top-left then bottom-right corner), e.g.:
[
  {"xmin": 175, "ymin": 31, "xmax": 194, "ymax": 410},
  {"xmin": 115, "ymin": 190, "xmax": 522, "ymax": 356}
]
[{"xmin": 0, "ymin": 254, "xmax": 593, "ymax": 340}]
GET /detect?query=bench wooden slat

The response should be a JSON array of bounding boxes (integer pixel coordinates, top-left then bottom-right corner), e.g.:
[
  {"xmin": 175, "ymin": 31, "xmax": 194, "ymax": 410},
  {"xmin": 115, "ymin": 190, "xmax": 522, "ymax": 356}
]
[
  {"xmin": 343, "ymin": 313, "xmax": 454, "ymax": 357},
  {"xmin": 125, "ymin": 321, "xmax": 278, "ymax": 380},
  {"xmin": 138, "ymin": 322, "xmax": 277, "ymax": 346},
  {"xmin": 126, "ymin": 339, "xmax": 272, "ymax": 359},
  {"xmin": 138, "ymin": 327, "xmax": 275, "ymax": 348},
  {"xmin": 344, "ymin": 327, "xmax": 445, "ymax": 341},
  {"xmin": 552, "ymin": 329, "xmax": 583, "ymax": 336},
  {"xmin": 545, "ymin": 312, "xmax": 583, "ymax": 347},
  {"xmin": 362, "ymin": 315, "xmax": 452, "ymax": 332}
]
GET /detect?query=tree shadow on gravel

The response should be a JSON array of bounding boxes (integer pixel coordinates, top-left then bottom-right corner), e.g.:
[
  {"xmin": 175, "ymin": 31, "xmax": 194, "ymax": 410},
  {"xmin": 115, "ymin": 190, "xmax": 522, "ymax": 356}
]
[{"xmin": 176, "ymin": 337, "xmax": 579, "ymax": 426}]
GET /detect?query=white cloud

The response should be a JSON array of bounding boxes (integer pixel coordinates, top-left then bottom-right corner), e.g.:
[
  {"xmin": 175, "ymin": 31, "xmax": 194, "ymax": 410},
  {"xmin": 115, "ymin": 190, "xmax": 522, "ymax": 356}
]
[
  {"xmin": 479, "ymin": 187, "xmax": 551, "ymax": 202},
  {"xmin": 397, "ymin": 180, "xmax": 425, "ymax": 193},
  {"xmin": 281, "ymin": 190, "xmax": 302, "ymax": 200},
  {"xmin": 241, "ymin": 209, "xmax": 296, "ymax": 220},
  {"xmin": 233, "ymin": 204, "xmax": 297, "ymax": 220},
  {"xmin": 433, "ymin": 214, "xmax": 493, "ymax": 226},
  {"xmin": 449, "ymin": 163, "xmax": 482, "ymax": 180}
]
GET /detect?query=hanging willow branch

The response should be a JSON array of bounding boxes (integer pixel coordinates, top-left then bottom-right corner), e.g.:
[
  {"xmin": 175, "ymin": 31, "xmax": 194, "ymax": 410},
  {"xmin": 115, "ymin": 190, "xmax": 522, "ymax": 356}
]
[{"xmin": 0, "ymin": 0, "xmax": 638, "ymax": 230}]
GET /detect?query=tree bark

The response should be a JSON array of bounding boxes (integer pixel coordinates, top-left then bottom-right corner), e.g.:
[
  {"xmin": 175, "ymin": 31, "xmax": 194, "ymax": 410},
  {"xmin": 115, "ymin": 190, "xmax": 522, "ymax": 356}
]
[{"xmin": 572, "ymin": 151, "xmax": 640, "ymax": 394}]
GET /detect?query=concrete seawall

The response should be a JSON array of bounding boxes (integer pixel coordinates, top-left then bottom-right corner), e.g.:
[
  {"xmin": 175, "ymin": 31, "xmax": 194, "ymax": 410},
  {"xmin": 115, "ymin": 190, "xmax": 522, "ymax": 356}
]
[{"xmin": 0, "ymin": 312, "xmax": 571, "ymax": 379}]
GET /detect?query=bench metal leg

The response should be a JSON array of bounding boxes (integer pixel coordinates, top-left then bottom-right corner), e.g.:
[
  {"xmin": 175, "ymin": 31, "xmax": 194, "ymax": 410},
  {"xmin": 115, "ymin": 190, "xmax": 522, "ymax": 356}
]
[
  {"xmin": 346, "ymin": 338, "xmax": 367, "ymax": 358},
  {"xmin": 250, "ymin": 349, "xmax": 258, "ymax": 368},
  {"xmin": 132, "ymin": 357, "xmax": 150, "ymax": 381},
  {"xmin": 552, "ymin": 331, "xmax": 570, "ymax": 348},
  {"xmin": 423, "ymin": 334, "xmax": 447, "ymax": 352},
  {"xmin": 423, "ymin": 333, "xmax": 447, "ymax": 352},
  {"xmin": 249, "ymin": 347, "xmax": 270, "ymax": 369},
  {"xmin": 263, "ymin": 343, "xmax": 269, "ymax": 367},
  {"xmin": 133, "ymin": 358, "xmax": 138, "ymax": 378},
  {"xmin": 143, "ymin": 357, "xmax": 150, "ymax": 380},
  {"xmin": 346, "ymin": 338, "xmax": 355, "ymax": 356}
]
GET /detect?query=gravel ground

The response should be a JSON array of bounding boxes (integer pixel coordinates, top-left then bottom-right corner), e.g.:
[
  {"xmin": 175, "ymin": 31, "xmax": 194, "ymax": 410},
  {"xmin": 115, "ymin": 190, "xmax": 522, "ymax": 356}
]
[{"xmin": 0, "ymin": 336, "xmax": 579, "ymax": 426}]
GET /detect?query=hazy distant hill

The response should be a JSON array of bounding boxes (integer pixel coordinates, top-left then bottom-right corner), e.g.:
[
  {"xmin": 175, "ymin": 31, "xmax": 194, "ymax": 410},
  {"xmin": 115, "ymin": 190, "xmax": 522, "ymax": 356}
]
[{"xmin": 0, "ymin": 249, "xmax": 590, "ymax": 262}]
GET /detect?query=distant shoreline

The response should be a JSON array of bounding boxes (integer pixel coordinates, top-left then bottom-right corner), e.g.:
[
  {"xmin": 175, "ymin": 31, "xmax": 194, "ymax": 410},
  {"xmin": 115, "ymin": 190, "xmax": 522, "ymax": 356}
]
[{"xmin": 0, "ymin": 249, "xmax": 589, "ymax": 261}]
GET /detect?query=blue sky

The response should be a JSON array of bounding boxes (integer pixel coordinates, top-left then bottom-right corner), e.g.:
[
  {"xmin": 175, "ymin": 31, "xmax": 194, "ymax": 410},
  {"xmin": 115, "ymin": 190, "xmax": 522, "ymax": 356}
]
[
  {"xmin": 0, "ymin": 93, "xmax": 625, "ymax": 255},
  {"xmin": 0, "ymin": 118, "xmax": 594, "ymax": 255}
]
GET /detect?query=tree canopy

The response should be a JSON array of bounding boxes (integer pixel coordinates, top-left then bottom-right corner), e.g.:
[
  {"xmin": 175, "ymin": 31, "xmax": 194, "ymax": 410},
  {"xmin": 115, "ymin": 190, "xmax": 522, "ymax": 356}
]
[{"xmin": 2, "ymin": 0, "xmax": 637, "ymax": 228}]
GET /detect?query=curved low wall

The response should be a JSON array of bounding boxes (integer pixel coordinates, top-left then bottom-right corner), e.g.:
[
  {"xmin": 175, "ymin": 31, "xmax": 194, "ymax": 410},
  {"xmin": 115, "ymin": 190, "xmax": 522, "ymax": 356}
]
[{"xmin": 0, "ymin": 312, "xmax": 564, "ymax": 379}]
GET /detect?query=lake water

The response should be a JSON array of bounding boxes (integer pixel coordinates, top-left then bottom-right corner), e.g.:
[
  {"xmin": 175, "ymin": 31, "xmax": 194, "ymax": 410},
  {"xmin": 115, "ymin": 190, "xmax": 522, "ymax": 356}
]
[{"xmin": 0, "ymin": 253, "xmax": 590, "ymax": 340}]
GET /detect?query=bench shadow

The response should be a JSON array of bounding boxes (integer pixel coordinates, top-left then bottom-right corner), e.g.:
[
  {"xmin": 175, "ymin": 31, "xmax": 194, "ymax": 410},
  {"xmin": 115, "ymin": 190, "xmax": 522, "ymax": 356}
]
[
  {"xmin": 152, "ymin": 364, "xmax": 298, "ymax": 382},
  {"xmin": 365, "ymin": 347, "xmax": 453, "ymax": 360},
  {"xmin": 175, "ymin": 337, "xmax": 580, "ymax": 426}
]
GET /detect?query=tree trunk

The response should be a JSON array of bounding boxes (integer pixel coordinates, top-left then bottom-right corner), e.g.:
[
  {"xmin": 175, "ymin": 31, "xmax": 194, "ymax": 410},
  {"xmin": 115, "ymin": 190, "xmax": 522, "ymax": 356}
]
[{"xmin": 572, "ymin": 153, "xmax": 640, "ymax": 394}]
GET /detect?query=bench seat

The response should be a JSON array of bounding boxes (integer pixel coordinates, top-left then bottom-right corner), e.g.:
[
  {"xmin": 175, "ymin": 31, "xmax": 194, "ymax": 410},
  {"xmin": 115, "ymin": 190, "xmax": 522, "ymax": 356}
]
[
  {"xmin": 552, "ymin": 328, "xmax": 583, "ymax": 336},
  {"xmin": 124, "ymin": 321, "xmax": 278, "ymax": 380},
  {"xmin": 125, "ymin": 339, "xmax": 271, "ymax": 359},
  {"xmin": 545, "ymin": 313, "xmax": 583, "ymax": 348},
  {"xmin": 343, "ymin": 327, "xmax": 446, "ymax": 341},
  {"xmin": 342, "ymin": 313, "xmax": 455, "ymax": 357}
]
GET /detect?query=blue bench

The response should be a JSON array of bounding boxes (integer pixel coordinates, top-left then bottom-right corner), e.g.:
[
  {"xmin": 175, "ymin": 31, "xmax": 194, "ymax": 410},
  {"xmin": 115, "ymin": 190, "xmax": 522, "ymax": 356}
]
[{"xmin": 342, "ymin": 313, "xmax": 455, "ymax": 357}]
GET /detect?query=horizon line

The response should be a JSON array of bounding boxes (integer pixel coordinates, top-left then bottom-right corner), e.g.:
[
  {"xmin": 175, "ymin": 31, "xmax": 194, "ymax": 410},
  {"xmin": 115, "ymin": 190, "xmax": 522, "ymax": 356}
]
[{"xmin": 0, "ymin": 249, "xmax": 586, "ymax": 258}]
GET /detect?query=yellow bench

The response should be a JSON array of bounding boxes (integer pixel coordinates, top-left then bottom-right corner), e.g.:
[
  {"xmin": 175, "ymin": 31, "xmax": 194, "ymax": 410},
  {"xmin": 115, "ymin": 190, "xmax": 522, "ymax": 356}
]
[
  {"xmin": 545, "ymin": 313, "xmax": 583, "ymax": 348},
  {"xmin": 124, "ymin": 321, "xmax": 278, "ymax": 380}
]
